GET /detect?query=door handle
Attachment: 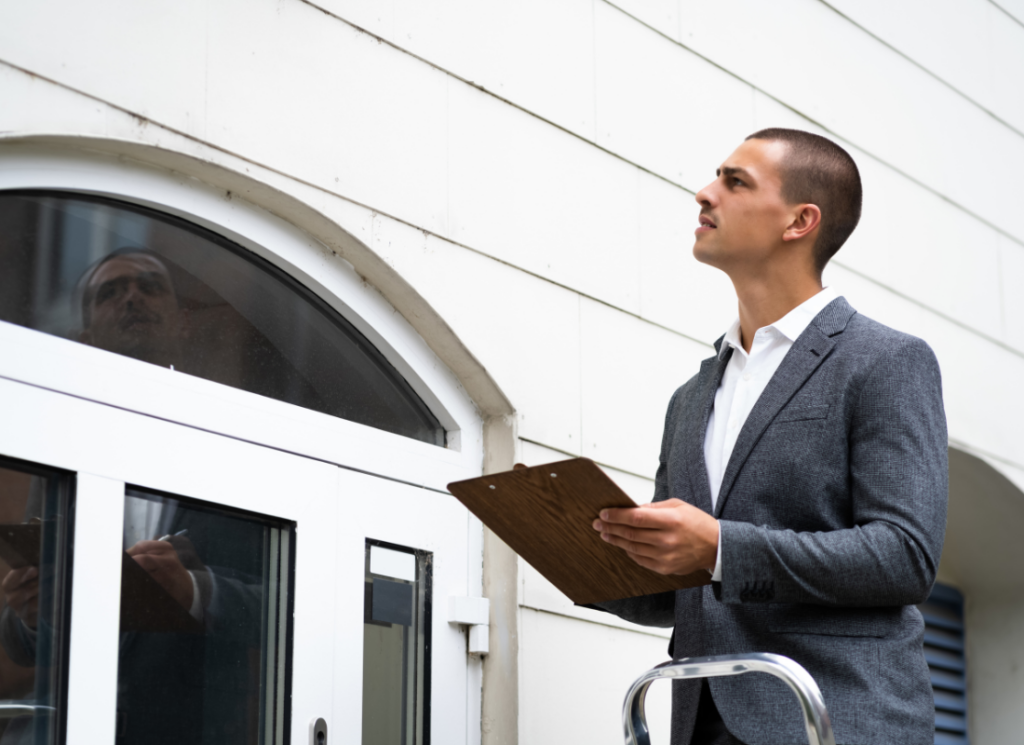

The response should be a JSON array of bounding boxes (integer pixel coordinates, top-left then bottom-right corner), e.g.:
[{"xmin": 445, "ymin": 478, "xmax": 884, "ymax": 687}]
[{"xmin": 310, "ymin": 717, "xmax": 327, "ymax": 745}]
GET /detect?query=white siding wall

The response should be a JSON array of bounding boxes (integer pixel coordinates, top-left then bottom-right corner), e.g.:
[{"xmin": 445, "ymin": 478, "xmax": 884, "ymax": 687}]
[{"xmin": 2, "ymin": 1, "xmax": 1023, "ymax": 742}]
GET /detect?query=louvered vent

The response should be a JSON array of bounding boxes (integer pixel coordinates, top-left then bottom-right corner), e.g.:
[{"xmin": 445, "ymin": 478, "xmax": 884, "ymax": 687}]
[{"xmin": 918, "ymin": 584, "xmax": 967, "ymax": 745}]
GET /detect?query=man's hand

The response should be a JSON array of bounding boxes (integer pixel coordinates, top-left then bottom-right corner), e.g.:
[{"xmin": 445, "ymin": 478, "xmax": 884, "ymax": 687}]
[
  {"xmin": 127, "ymin": 540, "xmax": 194, "ymax": 611},
  {"xmin": 2, "ymin": 566, "xmax": 40, "ymax": 629},
  {"xmin": 592, "ymin": 499, "xmax": 719, "ymax": 576}
]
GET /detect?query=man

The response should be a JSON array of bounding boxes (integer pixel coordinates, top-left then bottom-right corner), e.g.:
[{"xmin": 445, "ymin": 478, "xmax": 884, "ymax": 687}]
[
  {"xmin": 1, "ymin": 249, "xmax": 265, "ymax": 744},
  {"xmin": 78, "ymin": 247, "xmax": 190, "ymax": 368},
  {"xmin": 590, "ymin": 129, "xmax": 947, "ymax": 744}
]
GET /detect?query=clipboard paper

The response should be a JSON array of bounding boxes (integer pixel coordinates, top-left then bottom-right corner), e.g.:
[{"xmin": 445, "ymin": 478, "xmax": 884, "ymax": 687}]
[{"xmin": 447, "ymin": 458, "xmax": 710, "ymax": 605}]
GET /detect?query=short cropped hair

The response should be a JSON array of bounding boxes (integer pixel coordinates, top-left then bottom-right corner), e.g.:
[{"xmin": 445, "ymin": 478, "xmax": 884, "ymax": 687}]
[
  {"xmin": 745, "ymin": 128, "xmax": 862, "ymax": 274},
  {"xmin": 78, "ymin": 247, "xmax": 176, "ymax": 329}
]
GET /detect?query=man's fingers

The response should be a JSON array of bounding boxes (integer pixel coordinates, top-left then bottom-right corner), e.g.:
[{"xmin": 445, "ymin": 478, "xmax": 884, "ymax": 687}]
[
  {"xmin": 594, "ymin": 520, "xmax": 665, "ymax": 548},
  {"xmin": 599, "ymin": 531, "xmax": 660, "ymax": 559},
  {"xmin": 624, "ymin": 551, "xmax": 666, "ymax": 573},
  {"xmin": 2, "ymin": 566, "xmax": 38, "ymax": 591},
  {"xmin": 126, "ymin": 540, "xmax": 174, "ymax": 557},
  {"xmin": 597, "ymin": 507, "xmax": 643, "ymax": 526},
  {"xmin": 597, "ymin": 500, "xmax": 693, "ymax": 529},
  {"xmin": 132, "ymin": 554, "xmax": 161, "ymax": 573},
  {"xmin": 641, "ymin": 499, "xmax": 686, "ymax": 510}
]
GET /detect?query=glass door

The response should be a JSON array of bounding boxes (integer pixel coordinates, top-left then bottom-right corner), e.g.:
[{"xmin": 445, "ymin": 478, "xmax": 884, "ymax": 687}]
[
  {"xmin": 0, "ymin": 374, "xmax": 340, "ymax": 744},
  {"xmin": 332, "ymin": 469, "xmax": 480, "ymax": 745}
]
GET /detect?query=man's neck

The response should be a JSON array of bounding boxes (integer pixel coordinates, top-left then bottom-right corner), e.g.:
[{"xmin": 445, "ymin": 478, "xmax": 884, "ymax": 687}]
[{"xmin": 731, "ymin": 273, "xmax": 823, "ymax": 353}]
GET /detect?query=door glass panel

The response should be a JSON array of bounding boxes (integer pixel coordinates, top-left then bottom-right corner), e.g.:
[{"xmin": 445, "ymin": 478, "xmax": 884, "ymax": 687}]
[
  {"xmin": 0, "ymin": 190, "xmax": 444, "ymax": 446},
  {"xmin": 0, "ymin": 459, "xmax": 72, "ymax": 745},
  {"xmin": 362, "ymin": 541, "xmax": 431, "ymax": 745},
  {"xmin": 117, "ymin": 487, "xmax": 292, "ymax": 745}
]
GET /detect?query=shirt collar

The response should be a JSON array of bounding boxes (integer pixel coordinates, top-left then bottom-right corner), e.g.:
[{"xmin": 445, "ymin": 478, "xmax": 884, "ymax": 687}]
[{"xmin": 718, "ymin": 286, "xmax": 840, "ymax": 360}]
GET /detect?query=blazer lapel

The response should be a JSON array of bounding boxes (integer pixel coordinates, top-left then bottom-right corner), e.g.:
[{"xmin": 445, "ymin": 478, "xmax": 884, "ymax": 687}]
[
  {"xmin": 713, "ymin": 298, "xmax": 856, "ymax": 517},
  {"xmin": 684, "ymin": 343, "xmax": 731, "ymax": 513}
]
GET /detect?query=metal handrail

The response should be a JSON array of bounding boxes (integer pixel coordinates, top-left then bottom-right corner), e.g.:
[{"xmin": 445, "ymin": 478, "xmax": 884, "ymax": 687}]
[{"xmin": 623, "ymin": 653, "xmax": 836, "ymax": 745}]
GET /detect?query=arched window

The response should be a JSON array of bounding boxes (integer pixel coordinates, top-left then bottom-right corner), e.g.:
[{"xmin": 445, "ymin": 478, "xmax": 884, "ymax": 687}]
[{"xmin": 0, "ymin": 190, "xmax": 444, "ymax": 446}]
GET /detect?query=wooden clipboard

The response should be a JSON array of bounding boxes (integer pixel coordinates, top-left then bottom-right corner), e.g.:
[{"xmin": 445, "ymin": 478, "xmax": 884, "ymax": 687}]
[{"xmin": 447, "ymin": 458, "xmax": 710, "ymax": 605}]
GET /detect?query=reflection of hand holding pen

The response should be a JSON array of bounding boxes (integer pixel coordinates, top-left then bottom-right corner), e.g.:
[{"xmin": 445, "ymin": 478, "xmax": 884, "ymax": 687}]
[{"xmin": 158, "ymin": 529, "xmax": 189, "ymax": 542}]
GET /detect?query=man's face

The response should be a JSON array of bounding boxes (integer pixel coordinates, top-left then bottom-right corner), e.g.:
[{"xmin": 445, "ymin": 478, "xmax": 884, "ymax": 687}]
[
  {"xmin": 692, "ymin": 138, "xmax": 794, "ymax": 273},
  {"xmin": 81, "ymin": 254, "xmax": 187, "ymax": 364}
]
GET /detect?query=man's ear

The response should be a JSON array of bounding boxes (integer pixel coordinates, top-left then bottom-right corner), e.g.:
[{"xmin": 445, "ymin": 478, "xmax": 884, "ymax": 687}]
[{"xmin": 782, "ymin": 204, "xmax": 822, "ymax": 243}]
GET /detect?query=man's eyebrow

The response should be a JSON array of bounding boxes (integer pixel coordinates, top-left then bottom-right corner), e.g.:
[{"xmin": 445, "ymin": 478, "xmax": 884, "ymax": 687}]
[{"xmin": 718, "ymin": 166, "xmax": 752, "ymax": 180}]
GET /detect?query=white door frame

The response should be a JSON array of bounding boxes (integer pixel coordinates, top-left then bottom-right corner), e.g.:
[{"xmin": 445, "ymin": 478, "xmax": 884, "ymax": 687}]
[{"xmin": 0, "ymin": 144, "xmax": 486, "ymax": 744}]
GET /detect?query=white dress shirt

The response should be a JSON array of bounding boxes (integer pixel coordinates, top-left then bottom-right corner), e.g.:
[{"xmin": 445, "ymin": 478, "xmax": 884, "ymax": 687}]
[{"xmin": 705, "ymin": 287, "xmax": 839, "ymax": 581}]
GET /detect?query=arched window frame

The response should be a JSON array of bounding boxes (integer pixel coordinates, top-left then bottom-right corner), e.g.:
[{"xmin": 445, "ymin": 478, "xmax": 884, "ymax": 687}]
[{"xmin": 0, "ymin": 144, "xmax": 483, "ymax": 491}]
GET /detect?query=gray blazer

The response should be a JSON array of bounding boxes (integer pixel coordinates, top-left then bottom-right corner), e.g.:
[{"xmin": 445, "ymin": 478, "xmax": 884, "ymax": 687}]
[{"xmin": 596, "ymin": 297, "xmax": 948, "ymax": 745}]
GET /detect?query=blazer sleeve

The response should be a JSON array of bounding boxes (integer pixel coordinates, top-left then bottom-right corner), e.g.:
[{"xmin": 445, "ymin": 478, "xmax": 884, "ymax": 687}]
[{"xmin": 716, "ymin": 336, "xmax": 948, "ymax": 607}]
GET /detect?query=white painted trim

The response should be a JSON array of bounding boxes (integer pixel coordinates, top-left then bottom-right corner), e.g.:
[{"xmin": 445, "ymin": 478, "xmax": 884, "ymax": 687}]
[
  {"xmin": 65, "ymin": 472, "xmax": 124, "ymax": 744},
  {"xmin": 0, "ymin": 144, "xmax": 483, "ymax": 490}
]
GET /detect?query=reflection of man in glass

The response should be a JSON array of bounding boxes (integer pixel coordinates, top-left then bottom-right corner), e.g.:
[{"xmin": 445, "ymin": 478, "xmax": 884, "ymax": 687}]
[
  {"xmin": 78, "ymin": 248, "xmax": 189, "ymax": 369},
  {"xmin": 3, "ymin": 249, "xmax": 201, "ymax": 627},
  {"xmin": 1, "ymin": 249, "xmax": 267, "ymax": 745}
]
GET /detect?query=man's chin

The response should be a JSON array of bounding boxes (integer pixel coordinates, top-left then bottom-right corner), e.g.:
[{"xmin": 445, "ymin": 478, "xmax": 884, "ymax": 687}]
[{"xmin": 692, "ymin": 242, "xmax": 719, "ymax": 268}]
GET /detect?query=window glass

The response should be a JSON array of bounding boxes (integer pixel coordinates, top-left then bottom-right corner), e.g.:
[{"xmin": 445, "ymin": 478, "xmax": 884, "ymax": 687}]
[
  {"xmin": 0, "ymin": 459, "xmax": 73, "ymax": 745},
  {"xmin": 0, "ymin": 191, "xmax": 444, "ymax": 446},
  {"xmin": 117, "ymin": 488, "xmax": 292, "ymax": 745},
  {"xmin": 362, "ymin": 541, "xmax": 431, "ymax": 745}
]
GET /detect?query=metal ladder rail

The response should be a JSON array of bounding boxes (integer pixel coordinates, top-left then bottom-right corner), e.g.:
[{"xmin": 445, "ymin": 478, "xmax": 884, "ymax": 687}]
[{"xmin": 623, "ymin": 653, "xmax": 837, "ymax": 745}]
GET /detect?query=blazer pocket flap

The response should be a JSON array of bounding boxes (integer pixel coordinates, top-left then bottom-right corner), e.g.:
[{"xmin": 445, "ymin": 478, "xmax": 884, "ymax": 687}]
[
  {"xmin": 774, "ymin": 404, "xmax": 830, "ymax": 423},
  {"xmin": 769, "ymin": 604, "xmax": 900, "ymax": 638}
]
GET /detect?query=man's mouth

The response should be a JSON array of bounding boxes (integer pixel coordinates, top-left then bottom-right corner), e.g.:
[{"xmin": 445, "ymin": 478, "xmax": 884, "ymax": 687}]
[
  {"xmin": 695, "ymin": 214, "xmax": 717, "ymax": 234},
  {"xmin": 119, "ymin": 312, "xmax": 161, "ymax": 332}
]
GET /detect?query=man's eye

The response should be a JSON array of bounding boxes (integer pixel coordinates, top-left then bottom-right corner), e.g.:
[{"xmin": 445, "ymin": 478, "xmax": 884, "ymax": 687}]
[
  {"xmin": 96, "ymin": 286, "xmax": 118, "ymax": 303},
  {"xmin": 138, "ymin": 277, "xmax": 168, "ymax": 296}
]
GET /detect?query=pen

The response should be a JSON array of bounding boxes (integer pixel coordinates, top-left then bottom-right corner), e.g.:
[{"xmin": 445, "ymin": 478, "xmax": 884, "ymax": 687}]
[{"xmin": 157, "ymin": 528, "xmax": 189, "ymax": 542}]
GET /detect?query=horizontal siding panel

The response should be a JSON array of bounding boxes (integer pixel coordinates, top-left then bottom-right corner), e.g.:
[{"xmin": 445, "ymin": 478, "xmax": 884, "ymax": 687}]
[
  {"xmin": 360, "ymin": 214, "xmax": 586, "ymax": 456},
  {"xmin": 313, "ymin": 0, "xmax": 598, "ymax": 140},
  {"xmin": 640, "ymin": 0, "xmax": 1024, "ymax": 245},
  {"xmin": 593, "ymin": 0, "xmax": 755, "ymax": 188},
  {"xmin": 580, "ymin": 296, "xmax": 710, "ymax": 477},
  {"xmin": 447, "ymin": 81, "xmax": 643, "ymax": 316},
  {"xmin": 827, "ymin": 264, "xmax": 1024, "ymax": 477},
  {"xmin": 825, "ymin": 0, "xmax": 1024, "ymax": 134}
]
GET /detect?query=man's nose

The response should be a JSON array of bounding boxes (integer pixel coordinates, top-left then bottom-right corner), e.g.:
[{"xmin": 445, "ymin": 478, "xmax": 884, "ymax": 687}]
[
  {"xmin": 694, "ymin": 181, "xmax": 716, "ymax": 207},
  {"xmin": 123, "ymin": 281, "xmax": 145, "ymax": 306}
]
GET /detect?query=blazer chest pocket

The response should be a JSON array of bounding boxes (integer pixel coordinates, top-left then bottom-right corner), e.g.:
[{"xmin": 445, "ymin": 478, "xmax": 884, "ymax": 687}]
[
  {"xmin": 768, "ymin": 604, "xmax": 899, "ymax": 638},
  {"xmin": 774, "ymin": 404, "xmax": 830, "ymax": 424}
]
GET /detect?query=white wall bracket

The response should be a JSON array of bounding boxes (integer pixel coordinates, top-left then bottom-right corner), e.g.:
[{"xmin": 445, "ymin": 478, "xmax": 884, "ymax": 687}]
[{"xmin": 448, "ymin": 596, "xmax": 490, "ymax": 655}]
